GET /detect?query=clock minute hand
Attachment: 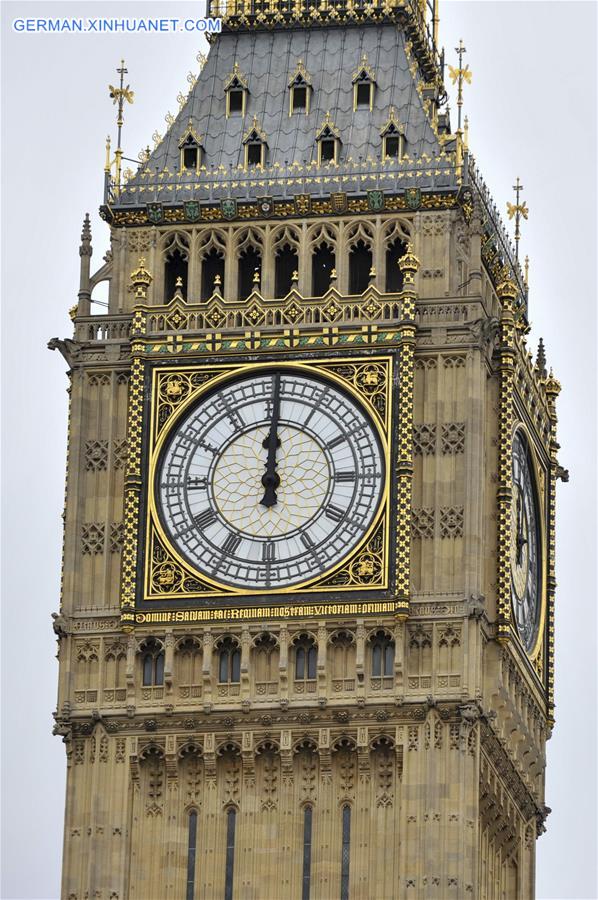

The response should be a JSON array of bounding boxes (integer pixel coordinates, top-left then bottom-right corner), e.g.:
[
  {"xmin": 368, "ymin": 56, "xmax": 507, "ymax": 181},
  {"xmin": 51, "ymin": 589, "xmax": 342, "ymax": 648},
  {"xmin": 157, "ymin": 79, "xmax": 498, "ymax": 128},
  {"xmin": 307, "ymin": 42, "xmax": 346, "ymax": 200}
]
[{"xmin": 260, "ymin": 373, "xmax": 281, "ymax": 508}]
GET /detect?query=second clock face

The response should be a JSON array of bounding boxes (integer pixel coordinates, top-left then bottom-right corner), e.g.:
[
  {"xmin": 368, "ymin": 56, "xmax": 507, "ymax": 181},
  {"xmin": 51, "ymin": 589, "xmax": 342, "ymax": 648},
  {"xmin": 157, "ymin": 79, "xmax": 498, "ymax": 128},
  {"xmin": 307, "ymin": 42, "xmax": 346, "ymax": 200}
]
[
  {"xmin": 510, "ymin": 430, "xmax": 542, "ymax": 653},
  {"xmin": 155, "ymin": 369, "xmax": 385, "ymax": 590}
]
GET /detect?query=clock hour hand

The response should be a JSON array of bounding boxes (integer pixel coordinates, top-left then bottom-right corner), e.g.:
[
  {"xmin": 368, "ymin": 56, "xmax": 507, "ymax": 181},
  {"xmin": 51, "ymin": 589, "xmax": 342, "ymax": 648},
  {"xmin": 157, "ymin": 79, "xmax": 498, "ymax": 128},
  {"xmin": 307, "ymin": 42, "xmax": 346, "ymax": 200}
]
[
  {"xmin": 515, "ymin": 490, "xmax": 527, "ymax": 564},
  {"xmin": 260, "ymin": 373, "xmax": 281, "ymax": 508}
]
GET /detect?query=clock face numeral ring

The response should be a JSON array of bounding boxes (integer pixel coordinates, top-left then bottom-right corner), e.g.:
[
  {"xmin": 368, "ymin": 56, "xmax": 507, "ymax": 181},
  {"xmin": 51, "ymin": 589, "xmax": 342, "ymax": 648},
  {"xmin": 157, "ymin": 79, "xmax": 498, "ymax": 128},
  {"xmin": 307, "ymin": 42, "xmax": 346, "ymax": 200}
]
[{"xmin": 154, "ymin": 368, "xmax": 386, "ymax": 591}]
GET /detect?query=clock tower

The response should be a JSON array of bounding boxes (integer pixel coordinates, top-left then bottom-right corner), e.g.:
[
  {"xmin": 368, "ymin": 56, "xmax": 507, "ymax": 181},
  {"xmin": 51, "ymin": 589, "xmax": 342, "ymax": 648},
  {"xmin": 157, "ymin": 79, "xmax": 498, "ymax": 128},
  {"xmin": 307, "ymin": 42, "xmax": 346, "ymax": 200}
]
[{"xmin": 51, "ymin": 2, "xmax": 564, "ymax": 897}]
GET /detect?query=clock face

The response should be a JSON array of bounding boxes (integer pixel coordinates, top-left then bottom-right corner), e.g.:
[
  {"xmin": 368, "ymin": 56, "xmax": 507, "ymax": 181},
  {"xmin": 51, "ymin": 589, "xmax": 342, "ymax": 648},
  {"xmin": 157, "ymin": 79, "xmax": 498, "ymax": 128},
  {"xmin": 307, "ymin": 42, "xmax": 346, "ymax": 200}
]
[
  {"xmin": 155, "ymin": 369, "xmax": 385, "ymax": 590},
  {"xmin": 510, "ymin": 431, "xmax": 542, "ymax": 653}
]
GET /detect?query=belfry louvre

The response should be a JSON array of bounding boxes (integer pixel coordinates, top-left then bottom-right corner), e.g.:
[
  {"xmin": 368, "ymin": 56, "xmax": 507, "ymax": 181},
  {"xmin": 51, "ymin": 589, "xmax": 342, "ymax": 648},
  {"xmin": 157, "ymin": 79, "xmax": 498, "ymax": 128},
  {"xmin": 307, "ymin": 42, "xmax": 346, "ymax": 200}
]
[{"xmin": 51, "ymin": 0, "xmax": 563, "ymax": 897}]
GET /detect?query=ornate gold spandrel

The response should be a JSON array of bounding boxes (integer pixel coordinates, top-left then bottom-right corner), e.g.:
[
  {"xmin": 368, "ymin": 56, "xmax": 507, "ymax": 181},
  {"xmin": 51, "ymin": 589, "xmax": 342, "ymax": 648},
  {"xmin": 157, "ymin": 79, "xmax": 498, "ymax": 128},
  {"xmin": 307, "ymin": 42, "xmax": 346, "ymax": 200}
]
[
  {"xmin": 316, "ymin": 520, "xmax": 385, "ymax": 589},
  {"xmin": 315, "ymin": 360, "xmax": 389, "ymax": 429},
  {"xmin": 154, "ymin": 369, "xmax": 221, "ymax": 440},
  {"xmin": 149, "ymin": 531, "xmax": 215, "ymax": 597}
]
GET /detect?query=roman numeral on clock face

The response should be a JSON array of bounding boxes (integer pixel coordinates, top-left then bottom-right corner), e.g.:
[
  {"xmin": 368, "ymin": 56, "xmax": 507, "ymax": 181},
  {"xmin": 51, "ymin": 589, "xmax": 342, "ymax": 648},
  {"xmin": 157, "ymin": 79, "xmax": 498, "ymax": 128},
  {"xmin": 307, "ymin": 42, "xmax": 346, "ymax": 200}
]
[
  {"xmin": 193, "ymin": 508, "xmax": 217, "ymax": 530},
  {"xmin": 222, "ymin": 532, "xmax": 241, "ymax": 554},
  {"xmin": 335, "ymin": 471, "xmax": 356, "ymax": 483},
  {"xmin": 187, "ymin": 476, "xmax": 207, "ymax": 490},
  {"xmin": 326, "ymin": 434, "xmax": 346, "ymax": 450},
  {"xmin": 325, "ymin": 503, "xmax": 345, "ymax": 522},
  {"xmin": 262, "ymin": 541, "xmax": 276, "ymax": 562}
]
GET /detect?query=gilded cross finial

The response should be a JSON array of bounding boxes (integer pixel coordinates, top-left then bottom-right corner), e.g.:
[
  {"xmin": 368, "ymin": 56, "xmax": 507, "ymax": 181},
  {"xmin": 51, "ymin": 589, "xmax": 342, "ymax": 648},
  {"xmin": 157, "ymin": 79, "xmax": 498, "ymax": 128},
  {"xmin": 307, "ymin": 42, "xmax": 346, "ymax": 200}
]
[
  {"xmin": 108, "ymin": 60, "xmax": 134, "ymax": 194},
  {"xmin": 506, "ymin": 177, "xmax": 528, "ymax": 261},
  {"xmin": 448, "ymin": 39, "xmax": 472, "ymax": 132}
]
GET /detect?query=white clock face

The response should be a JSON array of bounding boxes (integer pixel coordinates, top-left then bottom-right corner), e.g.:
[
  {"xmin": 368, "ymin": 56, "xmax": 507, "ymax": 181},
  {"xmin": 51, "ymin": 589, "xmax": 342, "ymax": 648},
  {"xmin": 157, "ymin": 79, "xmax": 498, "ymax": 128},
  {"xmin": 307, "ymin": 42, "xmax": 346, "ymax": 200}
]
[
  {"xmin": 510, "ymin": 431, "xmax": 542, "ymax": 653},
  {"xmin": 156, "ymin": 369, "xmax": 385, "ymax": 590}
]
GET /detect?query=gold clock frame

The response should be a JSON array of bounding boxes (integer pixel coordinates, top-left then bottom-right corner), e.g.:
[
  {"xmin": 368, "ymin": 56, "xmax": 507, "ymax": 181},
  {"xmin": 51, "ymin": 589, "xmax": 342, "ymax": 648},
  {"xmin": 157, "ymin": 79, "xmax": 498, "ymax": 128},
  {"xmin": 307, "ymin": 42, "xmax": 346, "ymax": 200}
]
[{"xmin": 141, "ymin": 356, "xmax": 393, "ymax": 603}]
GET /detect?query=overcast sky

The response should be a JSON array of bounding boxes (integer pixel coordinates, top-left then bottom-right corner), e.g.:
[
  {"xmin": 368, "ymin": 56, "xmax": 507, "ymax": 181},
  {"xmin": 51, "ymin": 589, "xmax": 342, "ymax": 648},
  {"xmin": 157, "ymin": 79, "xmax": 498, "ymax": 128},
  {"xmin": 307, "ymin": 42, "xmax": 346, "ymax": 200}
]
[{"xmin": 1, "ymin": 2, "xmax": 596, "ymax": 898}]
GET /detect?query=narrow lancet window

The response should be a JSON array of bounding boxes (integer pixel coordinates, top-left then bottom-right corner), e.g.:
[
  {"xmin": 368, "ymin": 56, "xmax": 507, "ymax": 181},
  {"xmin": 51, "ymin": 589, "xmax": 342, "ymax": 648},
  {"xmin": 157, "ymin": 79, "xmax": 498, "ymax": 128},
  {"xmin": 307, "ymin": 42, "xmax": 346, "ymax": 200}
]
[
  {"xmin": 218, "ymin": 640, "xmax": 241, "ymax": 684},
  {"xmin": 186, "ymin": 810, "xmax": 198, "ymax": 900},
  {"xmin": 224, "ymin": 808, "xmax": 237, "ymax": 900},
  {"xmin": 340, "ymin": 804, "xmax": 351, "ymax": 900},
  {"xmin": 295, "ymin": 637, "xmax": 317, "ymax": 680},
  {"xmin": 312, "ymin": 245, "xmax": 335, "ymax": 296},
  {"xmin": 238, "ymin": 246, "xmax": 262, "ymax": 301},
  {"xmin": 201, "ymin": 248, "xmax": 225, "ymax": 300},
  {"xmin": 141, "ymin": 639, "xmax": 165, "ymax": 686},
  {"xmin": 386, "ymin": 238, "xmax": 406, "ymax": 293},
  {"xmin": 349, "ymin": 240, "xmax": 372, "ymax": 294},
  {"xmin": 371, "ymin": 631, "xmax": 395, "ymax": 677},
  {"xmin": 302, "ymin": 805, "xmax": 313, "ymax": 900},
  {"xmin": 275, "ymin": 244, "xmax": 299, "ymax": 297},
  {"xmin": 164, "ymin": 249, "xmax": 188, "ymax": 301}
]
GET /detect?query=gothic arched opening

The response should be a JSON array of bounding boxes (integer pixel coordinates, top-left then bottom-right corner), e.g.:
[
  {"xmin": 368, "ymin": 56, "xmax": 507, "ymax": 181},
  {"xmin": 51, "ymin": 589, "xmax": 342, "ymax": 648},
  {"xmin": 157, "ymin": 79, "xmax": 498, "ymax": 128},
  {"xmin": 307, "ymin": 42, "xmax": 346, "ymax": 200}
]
[
  {"xmin": 312, "ymin": 244, "xmax": 335, "ymax": 296},
  {"xmin": 349, "ymin": 240, "xmax": 372, "ymax": 294},
  {"xmin": 275, "ymin": 244, "xmax": 299, "ymax": 297},
  {"xmin": 164, "ymin": 248, "xmax": 188, "ymax": 300},
  {"xmin": 201, "ymin": 248, "xmax": 225, "ymax": 300},
  {"xmin": 238, "ymin": 246, "xmax": 261, "ymax": 301},
  {"xmin": 386, "ymin": 238, "xmax": 406, "ymax": 292}
]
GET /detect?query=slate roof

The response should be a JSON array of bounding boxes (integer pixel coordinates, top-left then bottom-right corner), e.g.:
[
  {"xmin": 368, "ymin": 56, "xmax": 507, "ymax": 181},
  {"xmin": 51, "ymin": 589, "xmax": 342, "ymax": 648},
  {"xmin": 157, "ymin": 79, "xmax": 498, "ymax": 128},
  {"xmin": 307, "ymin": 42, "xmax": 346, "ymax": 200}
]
[{"xmin": 115, "ymin": 23, "xmax": 457, "ymax": 207}]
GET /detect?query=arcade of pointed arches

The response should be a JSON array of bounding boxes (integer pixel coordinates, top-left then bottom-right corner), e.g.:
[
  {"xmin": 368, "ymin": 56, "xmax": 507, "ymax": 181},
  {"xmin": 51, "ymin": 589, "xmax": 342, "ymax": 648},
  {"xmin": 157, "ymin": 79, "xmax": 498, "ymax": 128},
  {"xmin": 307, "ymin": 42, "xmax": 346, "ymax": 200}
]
[{"xmin": 153, "ymin": 217, "xmax": 412, "ymax": 304}]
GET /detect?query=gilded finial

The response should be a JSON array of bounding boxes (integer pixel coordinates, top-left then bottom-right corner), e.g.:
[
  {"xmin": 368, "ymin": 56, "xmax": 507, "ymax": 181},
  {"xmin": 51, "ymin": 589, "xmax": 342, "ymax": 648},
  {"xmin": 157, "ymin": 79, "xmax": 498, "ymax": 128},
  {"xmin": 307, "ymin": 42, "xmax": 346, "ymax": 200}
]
[
  {"xmin": 330, "ymin": 268, "xmax": 337, "ymax": 281},
  {"xmin": 130, "ymin": 257, "xmax": 153, "ymax": 301},
  {"xmin": 253, "ymin": 269, "xmax": 261, "ymax": 284},
  {"xmin": 172, "ymin": 276, "xmax": 185, "ymax": 301},
  {"xmin": 448, "ymin": 39, "xmax": 472, "ymax": 132},
  {"xmin": 544, "ymin": 368, "xmax": 561, "ymax": 398},
  {"xmin": 108, "ymin": 60, "xmax": 134, "ymax": 193},
  {"xmin": 506, "ymin": 177, "xmax": 528, "ymax": 262},
  {"xmin": 496, "ymin": 267, "xmax": 518, "ymax": 302},
  {"xmin": 291, "ymin": 270, "xmax": 299, "ymax": 283},
  {"xmin": 398, "ymin": 242, "xmax": 420, "ymax": 280},
  {"xmin": 212, "ymin": 273, "xmax": 222, "ymax": 296}
]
